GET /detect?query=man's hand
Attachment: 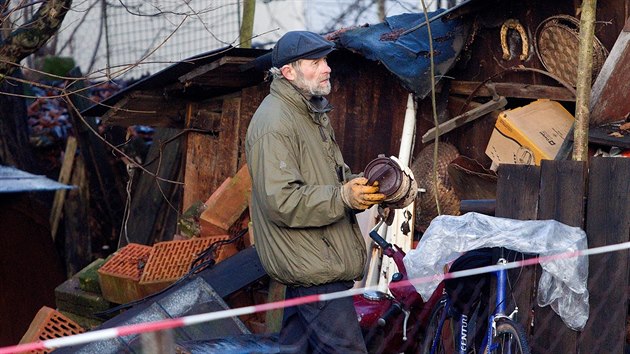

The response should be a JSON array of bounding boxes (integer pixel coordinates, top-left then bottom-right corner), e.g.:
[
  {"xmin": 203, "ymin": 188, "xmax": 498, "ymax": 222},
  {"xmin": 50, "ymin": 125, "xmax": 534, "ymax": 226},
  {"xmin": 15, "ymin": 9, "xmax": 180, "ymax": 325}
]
[{"xmin": 341, "ymin": 177, "xmax": 386, "ymax": 210}]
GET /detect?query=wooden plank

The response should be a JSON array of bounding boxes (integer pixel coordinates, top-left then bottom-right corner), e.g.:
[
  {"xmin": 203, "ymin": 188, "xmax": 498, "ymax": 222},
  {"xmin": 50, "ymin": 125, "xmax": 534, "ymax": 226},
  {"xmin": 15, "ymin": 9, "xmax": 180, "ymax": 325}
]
[
  {"xmin": 422, "ymin": 96, "xmax": 506, "ymax": 143},
  {"xmin": 444, "ymin": 96, "xmax": 499, "ymax": 166},
  {"xmin": 124, "ymin": 128, "xmax": 182, "ymax": 245},
  {"xmin": 188, "ymin": 109, "xmax": 222, "ymax": 132},
  {"xmin": 239, "ymin": 83, "xmax": 269, "ymax": 167},
  {"xmin": 182, "ymin": 98, "xmax": 241, "ymax": 211},
  {"xmin": 537, "ymin": 160, "xmax": 587, "ymax": 227},
  {"xmin": 220, "ymin": 97, "xmax": 242, "ymax": 174},
  {"xmin": 50, "ymin": 136, "xmax": 77, "ymax": 241},
  {"xmin": 495, "ymin": 164, "xmax": 540, "ymax": 220},
  {"xmin": 265, "ymin": 280, "xmax": 286, "ymax": 334},
  {"xmin": 587, "ymin": 124, "xmax": 630, "ymax": 149},
  {"xmin": 578, "ymin": 157, "xmax": 630, "ymax": 353},
  {"xmin": 178, "ymin": 56, "xmax": 254, "ymax": 82},
  {"xmin": 328, "ymin": 54, "xmax": 407, "ymax": 172},
  {"xmin": 179, "ymin": 58, "xmax": 263, "ymax": 93},
  {"xmin": 532, "ymin": 160, "xmax": 587, "ymax": 354},
  {"xmin": 494, "ymin": 163, "xmax": 540, "ymax": 340},
  {"xmin": 63, "ymin": 156, "xmax": 91, "ymax": 277},
  {"xmin": 100, "ymin": 91, "xmax": 188, "ymax": 128},
  {"xmin": 449, "ymin": 81, "xmax": 576, "ymax": 102}
]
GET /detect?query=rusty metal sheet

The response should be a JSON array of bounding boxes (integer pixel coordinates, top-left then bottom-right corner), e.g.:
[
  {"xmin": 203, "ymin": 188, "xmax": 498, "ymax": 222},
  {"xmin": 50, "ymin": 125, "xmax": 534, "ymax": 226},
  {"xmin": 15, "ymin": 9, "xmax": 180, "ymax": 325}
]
[{"xmin": 590, "ymin": 17, "xmax": 630, "ymax": 126}]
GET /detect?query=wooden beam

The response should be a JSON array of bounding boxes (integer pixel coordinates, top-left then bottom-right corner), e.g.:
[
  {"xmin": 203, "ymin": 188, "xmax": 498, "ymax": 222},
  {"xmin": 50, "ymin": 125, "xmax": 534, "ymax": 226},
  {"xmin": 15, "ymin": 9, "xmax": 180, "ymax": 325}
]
[
  {"xmin": 178, "ymin": 56, "xmax": 255, "ymax": 83},
  {"xmin": 578, "ymin": 158, "xmax": 630, "ymax": 353},
  {"xmin": 422, "ymin": 96, "xmax": 506, "ymax": 143},
  {"xmin": 495, "ymin": 163, "xmax": 540, "ymax": 341},
  {"xmin": 182, "ymin": 98, "xmax": 241, "ymax": 211},
  {"xmin": 532, "ymin": 160, "xmax": 587, "ymax": 354},
  {"xmin": 50, "ymin": 136, "xmax": 77, "ymax": 241},
  {"xmin": 100, "ymin": 91, "xmax": 188, "ymax": 127},
  {"xmin": 123, "ymin": 128, "xmax": 183, "ymax": 246},
  {"xmin": 63, "ymin": 156, "xmax": 90, "ymax": 276},
  {"xmin": 450, "ymin": 81, "xmax": 576, "ymax": 102},
  {"xmin": 188, "ymin": 108, "xmax": 222, "ymax": 131}
]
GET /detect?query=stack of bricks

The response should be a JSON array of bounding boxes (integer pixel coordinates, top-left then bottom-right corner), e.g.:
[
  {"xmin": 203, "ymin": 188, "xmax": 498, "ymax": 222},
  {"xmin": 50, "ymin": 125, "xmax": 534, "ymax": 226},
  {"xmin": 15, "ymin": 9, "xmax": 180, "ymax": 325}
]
[
  {"xmin": 19, "ymin": 306, "xmax": 84, "ymax": 353},
  {"xmin": 200, "ymin": 165, "xmax": 252, "ymax": 238},
  {"xmin": 138, "ymin": 236, "xmax": 238, "ymax": 296},
  {"xmin": 97, "ymin": 243, "xmax": 153, "ymax": 304},
  {"xmin": 55, "ymin": 277, "xmax": 111, "ymax": 330},
  {"xmin": 54, "ymin": 258, "xmax": 112, "ymax": 330}
]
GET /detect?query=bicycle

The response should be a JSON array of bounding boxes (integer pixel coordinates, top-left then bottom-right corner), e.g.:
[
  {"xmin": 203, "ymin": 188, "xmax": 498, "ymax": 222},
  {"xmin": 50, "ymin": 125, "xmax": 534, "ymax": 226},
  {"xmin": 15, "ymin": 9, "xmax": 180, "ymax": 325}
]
[
  {"xmin": 355, "ymin": 212, "xmax": 443, "ymax": 354},
  {"xmin": 420, "ymin": 247, "xmax": 532, "ymax": 354}
]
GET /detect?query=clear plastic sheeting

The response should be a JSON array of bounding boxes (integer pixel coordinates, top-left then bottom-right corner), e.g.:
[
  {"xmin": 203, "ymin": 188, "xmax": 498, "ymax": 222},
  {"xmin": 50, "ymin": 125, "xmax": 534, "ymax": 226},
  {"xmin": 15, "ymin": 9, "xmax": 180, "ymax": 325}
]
[{"xmin": 403, "ymin": 212, "xmax": 589, "ymax": 331}]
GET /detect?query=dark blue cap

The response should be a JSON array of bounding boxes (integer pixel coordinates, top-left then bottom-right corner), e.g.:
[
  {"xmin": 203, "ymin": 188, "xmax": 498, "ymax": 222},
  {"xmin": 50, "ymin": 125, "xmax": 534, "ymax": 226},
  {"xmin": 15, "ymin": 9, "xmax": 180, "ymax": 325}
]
[{"xmin": 271, "ymin": 31, "xmax": 335, "ymax": 68}]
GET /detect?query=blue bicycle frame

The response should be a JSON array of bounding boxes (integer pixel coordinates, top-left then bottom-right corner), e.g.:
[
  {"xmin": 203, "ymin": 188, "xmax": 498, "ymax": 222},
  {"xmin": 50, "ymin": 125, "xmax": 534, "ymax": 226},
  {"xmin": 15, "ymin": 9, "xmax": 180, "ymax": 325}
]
[
  {"xmin": 429, "ymin": 257, "xmax": 516, "ymax": 354},
  {"xmin": 481, "ymin": 257, "xmax": 511, "ymax": 353}
]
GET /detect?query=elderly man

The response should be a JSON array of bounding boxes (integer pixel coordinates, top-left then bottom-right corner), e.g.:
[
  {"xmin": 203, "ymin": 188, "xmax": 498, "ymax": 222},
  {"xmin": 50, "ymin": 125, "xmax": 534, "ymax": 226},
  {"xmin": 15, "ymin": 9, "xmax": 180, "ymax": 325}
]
[{"xmin": 245, "ymin": 31, "xmax": 385, "ymax": 353}]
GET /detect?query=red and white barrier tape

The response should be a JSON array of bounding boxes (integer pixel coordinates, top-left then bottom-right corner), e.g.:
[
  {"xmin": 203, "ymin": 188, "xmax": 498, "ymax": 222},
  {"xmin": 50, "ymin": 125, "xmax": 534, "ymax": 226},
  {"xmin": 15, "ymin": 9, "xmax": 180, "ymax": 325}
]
[{"xmin": 2, "ymin": 240, "xmax": 629, "ymax": 354}]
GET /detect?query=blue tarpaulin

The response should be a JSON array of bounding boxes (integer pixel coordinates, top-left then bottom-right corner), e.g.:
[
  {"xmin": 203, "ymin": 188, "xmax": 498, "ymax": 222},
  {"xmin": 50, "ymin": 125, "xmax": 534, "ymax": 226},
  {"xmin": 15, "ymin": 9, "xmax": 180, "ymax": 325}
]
[{"xmin": 336, "ymin": 10, "xmax": 469, "ymax": 97}]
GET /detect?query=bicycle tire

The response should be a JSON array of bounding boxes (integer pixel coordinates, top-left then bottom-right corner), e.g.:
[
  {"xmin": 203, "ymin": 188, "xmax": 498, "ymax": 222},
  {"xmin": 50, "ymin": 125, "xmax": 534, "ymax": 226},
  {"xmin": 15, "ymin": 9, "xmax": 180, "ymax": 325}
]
[
  {"xmin": 483, "ymin": 317, "xmax": 531, "ymax": 354},
  {"xmin": 418, "ymin": 295, "xmax": 456, "ymax": 354}
]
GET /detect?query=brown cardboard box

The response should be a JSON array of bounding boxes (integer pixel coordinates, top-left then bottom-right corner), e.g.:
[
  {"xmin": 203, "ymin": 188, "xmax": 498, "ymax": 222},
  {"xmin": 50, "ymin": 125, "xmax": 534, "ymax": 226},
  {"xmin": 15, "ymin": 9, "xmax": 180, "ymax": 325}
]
[{"xmin": 485, "ymin": 99, "xmax": 574, "ymax": 166}]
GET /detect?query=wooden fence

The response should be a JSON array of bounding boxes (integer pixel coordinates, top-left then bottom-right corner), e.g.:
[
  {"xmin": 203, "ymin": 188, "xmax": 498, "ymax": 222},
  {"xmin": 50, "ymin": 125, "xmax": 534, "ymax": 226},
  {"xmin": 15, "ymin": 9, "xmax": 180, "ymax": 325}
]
[{"xmin": 495, "ymin": 158, "xmax": 630, "ymax": 353}]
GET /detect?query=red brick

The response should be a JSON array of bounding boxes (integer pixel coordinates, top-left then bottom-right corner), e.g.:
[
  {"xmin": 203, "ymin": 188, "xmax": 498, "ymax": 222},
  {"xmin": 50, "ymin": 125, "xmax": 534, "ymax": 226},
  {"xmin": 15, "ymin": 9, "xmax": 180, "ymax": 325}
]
[
  {"xmin": 139, "ymin": 236, "xmax": 237, "ymax": 296},
  {"xmin": 97, "ymin": 243, "xmax": 153, "ymax": 304},
  {"xmin": 19, "ymin": 306, "xmax": 84, "ymax": 353},
  {"xmin": 200, "ymin": 165, "xmax": 251, "ymax": 236}
]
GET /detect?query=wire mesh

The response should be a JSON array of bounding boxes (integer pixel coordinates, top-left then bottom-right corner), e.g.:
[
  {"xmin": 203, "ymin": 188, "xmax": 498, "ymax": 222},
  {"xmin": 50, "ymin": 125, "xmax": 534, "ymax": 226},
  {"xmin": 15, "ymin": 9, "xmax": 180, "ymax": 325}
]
[
  {"xmin": 54, "ymin": 0, "xmax": 242, "ymax": 80},
  {"xmin": 3, "ymin": 0, "xmax": 465, "ymax": 80}
]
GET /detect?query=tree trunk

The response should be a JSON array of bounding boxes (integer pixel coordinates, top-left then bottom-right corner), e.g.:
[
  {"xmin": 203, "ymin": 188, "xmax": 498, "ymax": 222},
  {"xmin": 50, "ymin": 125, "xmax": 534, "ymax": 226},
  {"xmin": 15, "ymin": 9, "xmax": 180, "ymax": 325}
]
[
  {"xmin": 0, "ymin": 0, "xmax": 73, "ymax": 77},
  {"xmin": 573, "ymin": 0, "xmax": 597, "ymax": 161},
  {"xmin": 0, "ymin": 75, "xmax": 38, "ymax": 171},
  {"xmin": 378, "ymin": 0, "xmax": 386, "ymax": 21},
  {"xmin": 239, "ymin": 0, "xmax": 256, "ymax": 48}
]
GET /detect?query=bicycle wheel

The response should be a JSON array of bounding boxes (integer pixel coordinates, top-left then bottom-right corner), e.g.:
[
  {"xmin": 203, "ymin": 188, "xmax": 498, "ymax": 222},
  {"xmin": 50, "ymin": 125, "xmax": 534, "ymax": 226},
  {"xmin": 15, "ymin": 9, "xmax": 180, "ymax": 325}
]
[
  {"xmin": 484, "ymin": 317, "xmax": 531, "ymax": 354},
  {"xmin": 418, "ymin": 295, "xmax": 456, "ymax": 354}
]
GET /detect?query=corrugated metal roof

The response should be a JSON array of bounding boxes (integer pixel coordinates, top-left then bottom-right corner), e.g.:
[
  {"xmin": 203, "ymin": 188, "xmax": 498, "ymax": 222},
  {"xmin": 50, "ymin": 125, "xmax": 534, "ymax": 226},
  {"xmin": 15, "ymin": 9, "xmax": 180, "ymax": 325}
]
[{"xmin": 0, "ymin": 165, "xmax": 74, "ymax": 193}]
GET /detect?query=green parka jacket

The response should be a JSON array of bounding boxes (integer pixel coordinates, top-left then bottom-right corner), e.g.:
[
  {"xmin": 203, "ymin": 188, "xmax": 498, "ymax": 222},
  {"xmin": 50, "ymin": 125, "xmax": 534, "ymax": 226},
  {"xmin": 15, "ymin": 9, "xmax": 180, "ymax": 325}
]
[{"xmin": 245, "ymin": 77, "xmax": 367, "ymax": 287}]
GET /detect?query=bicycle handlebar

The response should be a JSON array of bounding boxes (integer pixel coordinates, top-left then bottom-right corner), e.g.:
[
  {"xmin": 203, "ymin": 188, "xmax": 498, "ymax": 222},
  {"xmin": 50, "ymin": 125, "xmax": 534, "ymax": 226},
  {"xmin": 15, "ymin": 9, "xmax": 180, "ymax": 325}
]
[
  {"xmin": 369, "ymin": 229, "xmax": 392, "ymax": 250},
  {"xmin": 377, "ymin": 302, "xmax": 402, "ymax": 327},
  {"xmin": 369, "ymin": 218, "xmax": 392, "ymax": 250}
]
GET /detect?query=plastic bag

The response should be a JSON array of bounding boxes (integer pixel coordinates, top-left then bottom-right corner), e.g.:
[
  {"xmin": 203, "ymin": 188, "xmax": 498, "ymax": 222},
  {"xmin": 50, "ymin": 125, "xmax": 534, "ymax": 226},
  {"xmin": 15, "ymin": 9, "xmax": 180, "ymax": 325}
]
[{"xmin": 403, "ymin": 212, "xmax": 589, "ymax": 331}]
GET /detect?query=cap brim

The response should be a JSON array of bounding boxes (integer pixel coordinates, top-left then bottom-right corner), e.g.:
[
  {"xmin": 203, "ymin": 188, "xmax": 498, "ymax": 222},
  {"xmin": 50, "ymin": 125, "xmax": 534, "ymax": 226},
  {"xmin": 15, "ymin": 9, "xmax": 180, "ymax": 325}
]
[{"xmin": 300, "ymin": 46, "xmax": 335, "ymax": 60}]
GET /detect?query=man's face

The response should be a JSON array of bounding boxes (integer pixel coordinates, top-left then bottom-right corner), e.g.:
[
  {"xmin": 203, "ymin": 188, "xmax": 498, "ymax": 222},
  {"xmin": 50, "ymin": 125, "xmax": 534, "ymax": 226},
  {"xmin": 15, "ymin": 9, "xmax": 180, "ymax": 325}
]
[{"xmin": 291, "ymin": 57, "xmax": 332, "ymax": 96}]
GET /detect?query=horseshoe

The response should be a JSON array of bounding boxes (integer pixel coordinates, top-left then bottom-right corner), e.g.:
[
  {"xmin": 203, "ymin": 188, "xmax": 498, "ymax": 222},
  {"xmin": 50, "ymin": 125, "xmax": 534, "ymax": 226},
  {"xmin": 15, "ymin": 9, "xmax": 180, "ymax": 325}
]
[{"xmin": 500, "ymin": 19, "xmax": 529, "ymax": 61}]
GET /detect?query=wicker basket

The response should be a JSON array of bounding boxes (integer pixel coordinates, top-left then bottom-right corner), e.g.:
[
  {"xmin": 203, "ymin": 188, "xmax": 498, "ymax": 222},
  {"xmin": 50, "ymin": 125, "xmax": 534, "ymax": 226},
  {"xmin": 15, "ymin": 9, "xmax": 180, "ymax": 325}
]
[
  {"xmin": 535, "ymin": 14, "xmax": 608, "ymax": 87},
  {"xmin": 411, "ymin": 142, "xmax": 460, "ymax": 233}
]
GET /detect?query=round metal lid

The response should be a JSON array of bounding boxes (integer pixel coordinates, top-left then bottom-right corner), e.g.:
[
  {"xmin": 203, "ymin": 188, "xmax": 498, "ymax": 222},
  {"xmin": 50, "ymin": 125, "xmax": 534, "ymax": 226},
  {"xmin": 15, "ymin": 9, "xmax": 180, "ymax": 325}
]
[{"xmin": 363, "ymin": 156, "xmax": 402, "ymax": 197}]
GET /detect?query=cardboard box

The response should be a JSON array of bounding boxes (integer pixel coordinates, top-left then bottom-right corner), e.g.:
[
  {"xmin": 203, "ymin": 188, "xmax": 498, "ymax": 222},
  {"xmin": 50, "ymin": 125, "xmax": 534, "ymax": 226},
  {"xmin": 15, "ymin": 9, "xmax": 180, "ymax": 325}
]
[{"xmin": 485, "ymin": 99, "xmax": 574, "ymax": 166}]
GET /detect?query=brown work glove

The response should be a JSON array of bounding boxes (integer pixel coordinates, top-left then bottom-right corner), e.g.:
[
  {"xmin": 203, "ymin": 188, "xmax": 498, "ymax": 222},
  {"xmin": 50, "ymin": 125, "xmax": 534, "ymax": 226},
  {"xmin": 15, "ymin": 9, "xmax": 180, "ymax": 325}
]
[{"xmin": 341, "ymin": 177, "xmax": 386, "ymax": 210}]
